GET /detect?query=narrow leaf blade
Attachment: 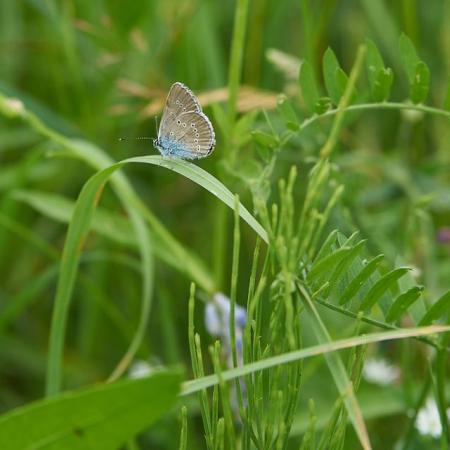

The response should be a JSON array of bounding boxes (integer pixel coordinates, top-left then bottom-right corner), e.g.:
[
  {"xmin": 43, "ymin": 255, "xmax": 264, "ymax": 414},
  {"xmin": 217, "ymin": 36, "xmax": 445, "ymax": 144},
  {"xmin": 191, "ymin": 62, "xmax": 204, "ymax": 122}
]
[
  {"xmin": 339, "ymin": 254, "xmax": 384, "ymax": 305},
  {"xmin": 360, "ymin": 267, "xmax": 410, "ymax": 313},
  {"xmin": 419, "ymin": 290, "xmax": 450, "ymax": 325},
  {"xmin": 386, "ymin": 286, "xmax": 424, "ymax": 323}
]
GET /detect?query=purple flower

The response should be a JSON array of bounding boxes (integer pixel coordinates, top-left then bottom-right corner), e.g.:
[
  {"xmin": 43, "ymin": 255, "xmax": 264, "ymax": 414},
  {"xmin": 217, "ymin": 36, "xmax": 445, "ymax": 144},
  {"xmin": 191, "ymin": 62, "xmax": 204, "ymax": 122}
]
[{"xmin": 437, "ymin": 227, "xmax": 450, "ymax": 243}]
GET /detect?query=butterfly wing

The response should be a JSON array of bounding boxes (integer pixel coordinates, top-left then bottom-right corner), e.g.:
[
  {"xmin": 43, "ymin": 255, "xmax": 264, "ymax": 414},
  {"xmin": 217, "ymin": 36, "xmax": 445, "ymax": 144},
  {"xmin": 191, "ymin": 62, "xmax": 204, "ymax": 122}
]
[
  {"xmin": 156, "ymin": 82, "xmax": 215, "ymax": 159},
  {"xmin": 159, "ymin": 82, "xmax": 201, "ymax": 140},
  {"xmin": 157, "ymin": 111, "xmax": 215, "ymax": 159}
]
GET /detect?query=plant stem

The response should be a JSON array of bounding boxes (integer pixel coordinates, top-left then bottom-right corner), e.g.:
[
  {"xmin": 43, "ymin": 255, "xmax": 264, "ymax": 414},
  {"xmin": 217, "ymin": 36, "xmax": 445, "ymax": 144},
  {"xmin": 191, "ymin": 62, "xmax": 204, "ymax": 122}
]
[{"xmin": 227, "ymin": 0, "xmax": 250, "ymax": 129}]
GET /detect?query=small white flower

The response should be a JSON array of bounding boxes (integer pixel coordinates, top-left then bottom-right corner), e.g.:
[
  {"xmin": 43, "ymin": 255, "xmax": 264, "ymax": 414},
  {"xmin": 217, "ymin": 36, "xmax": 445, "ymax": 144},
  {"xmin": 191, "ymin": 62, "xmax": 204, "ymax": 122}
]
[
  {"xmin": 128, "ymin": 360, "xmax": 152, "ymax": 379},
  {"xmin": 363, "ymin": 357, "xmax": 399, "ymax": 385},
  {"xmin": 415, "ymin": 398, "xmax": 450, "ymax": 438}
]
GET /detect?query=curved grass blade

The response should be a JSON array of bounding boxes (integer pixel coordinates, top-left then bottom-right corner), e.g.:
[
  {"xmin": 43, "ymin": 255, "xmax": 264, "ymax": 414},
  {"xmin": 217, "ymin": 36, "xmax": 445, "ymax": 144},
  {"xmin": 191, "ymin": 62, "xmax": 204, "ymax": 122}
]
[
  {"xmin": 46, "ymin": 163, "xmax": 154, "ymax": 395},
  {"xmin": 0, "ymin": 92, "xmax": 214, "ymax": 293},
  {"xmin": 47, "ymin": 155, "xmax": 267, "ymax": 395},
  {"xmin": 13, "ymin": 189, "xmax": 188, "ymax": 273},
  {"xmin": 419, "ymin": 290, "xmax": 450, "ymax": 326},
  {"xmin": 13, "ymin": 189, "xmax": 136, "ymax": 247},
  {"xmin": 386, "ymin": 286, "xmax": 424, "ymax": 323},
  {"xmin": 124, "ymin": 156, "xmax": 268, "ymax": 243},
  {"xmin": 64, "ymin": 140, "xmax": 216, "ymax": 294},
  {"xmin": 182, "ymin": 323, "xmax": 450, "ymax": 407},
  {"xmin": 297, "ymin": 284, "xmax": 371, "ymax": 450},
  {"xmin": 0, "ymin": 370, "xmax": 181, "ymax": 450}
]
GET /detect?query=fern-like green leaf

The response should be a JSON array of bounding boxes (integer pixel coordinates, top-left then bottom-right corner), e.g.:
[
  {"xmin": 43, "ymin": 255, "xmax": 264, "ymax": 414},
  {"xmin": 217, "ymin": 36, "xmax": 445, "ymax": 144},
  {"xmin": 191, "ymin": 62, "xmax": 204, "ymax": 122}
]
[
  {"xmin": 419, "ymin": 290, "xmax": 450, "ymax": 325},
  {"xmin": 314, "ymin": 229, "xmax": 339, "ymax": 261},
  {"xmin": 338, "ymin": 254, "xmax": 384, "ymax": 305},
  {"xmin": 386, "ymin": 286, "xmax": 424, "ymax": 323},
  {"xmin": 360, "ymin": 267, "xmax": 410, "ymax": 313},
  {"xmin": 307, "ymin": 247, "xmax": 352, "ymax": 283}
]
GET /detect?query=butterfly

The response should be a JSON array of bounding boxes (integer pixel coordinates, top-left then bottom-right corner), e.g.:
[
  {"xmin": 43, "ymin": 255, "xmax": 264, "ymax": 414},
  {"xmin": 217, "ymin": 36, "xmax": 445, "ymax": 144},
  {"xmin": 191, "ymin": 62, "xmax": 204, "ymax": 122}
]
[{"xmin": 153, "ymin": 82, "xmax": 215, "ymax": 160}]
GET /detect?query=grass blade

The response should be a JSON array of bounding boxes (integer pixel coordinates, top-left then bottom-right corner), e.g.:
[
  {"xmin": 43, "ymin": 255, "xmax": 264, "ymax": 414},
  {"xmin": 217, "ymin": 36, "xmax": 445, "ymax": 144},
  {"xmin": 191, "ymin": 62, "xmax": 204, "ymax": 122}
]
[{"xmin": 297, "ymin": 284, "xmax": 371, "ymax": 450}]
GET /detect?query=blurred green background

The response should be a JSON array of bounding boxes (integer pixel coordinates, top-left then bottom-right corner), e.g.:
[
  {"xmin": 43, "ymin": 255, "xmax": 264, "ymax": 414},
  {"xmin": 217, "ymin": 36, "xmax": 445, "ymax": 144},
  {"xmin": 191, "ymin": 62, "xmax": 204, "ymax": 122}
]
[{"xmin": 1, "ymin": 0, "xmax": 450, "ymax": 449}]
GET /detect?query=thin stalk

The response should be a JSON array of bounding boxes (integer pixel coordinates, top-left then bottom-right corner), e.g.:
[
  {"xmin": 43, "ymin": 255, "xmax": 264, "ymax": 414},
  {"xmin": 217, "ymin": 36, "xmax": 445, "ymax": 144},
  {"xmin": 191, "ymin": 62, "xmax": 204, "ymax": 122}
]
[
  {"xmin": 314, "ymin": 298, "xmax": 444, "ymax": 351},
  {"xmin": 320, "ymin": 44, "xmax": 367, "ymax": 159},
  {"xmin": 227, "ymin": 0, "xmax": 250, "ymax": 129}
]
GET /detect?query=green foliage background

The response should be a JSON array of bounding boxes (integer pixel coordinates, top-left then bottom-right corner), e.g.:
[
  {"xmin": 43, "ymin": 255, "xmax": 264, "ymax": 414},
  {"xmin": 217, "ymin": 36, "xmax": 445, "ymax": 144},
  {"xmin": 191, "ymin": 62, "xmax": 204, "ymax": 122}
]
[{"xmin": 0, "ymin": 0, "xmax": 450, "ymax": 449}]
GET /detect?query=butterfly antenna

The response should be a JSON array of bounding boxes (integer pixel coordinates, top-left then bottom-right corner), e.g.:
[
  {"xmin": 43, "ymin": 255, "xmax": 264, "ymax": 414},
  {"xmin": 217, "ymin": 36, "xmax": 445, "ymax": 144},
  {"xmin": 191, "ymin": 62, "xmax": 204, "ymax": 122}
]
[{"xmin": 118, "ymin": 136, "xmax": 153, "ymax": 141}]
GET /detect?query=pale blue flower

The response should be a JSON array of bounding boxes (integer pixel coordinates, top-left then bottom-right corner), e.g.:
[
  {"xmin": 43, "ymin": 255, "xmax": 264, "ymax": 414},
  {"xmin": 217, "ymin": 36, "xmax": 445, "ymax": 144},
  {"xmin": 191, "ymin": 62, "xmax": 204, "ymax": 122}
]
[{"xmin": 204, "ymin": 292, "xmax": 247, "ymax": 367}]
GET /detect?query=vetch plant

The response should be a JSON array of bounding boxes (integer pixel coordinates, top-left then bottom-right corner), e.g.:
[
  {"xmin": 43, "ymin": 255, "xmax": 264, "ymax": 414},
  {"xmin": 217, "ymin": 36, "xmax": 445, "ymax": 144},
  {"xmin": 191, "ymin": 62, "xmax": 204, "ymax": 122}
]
[{"xmin": 1, "ymin": 2, "xmax": 450, "ymax": 450}]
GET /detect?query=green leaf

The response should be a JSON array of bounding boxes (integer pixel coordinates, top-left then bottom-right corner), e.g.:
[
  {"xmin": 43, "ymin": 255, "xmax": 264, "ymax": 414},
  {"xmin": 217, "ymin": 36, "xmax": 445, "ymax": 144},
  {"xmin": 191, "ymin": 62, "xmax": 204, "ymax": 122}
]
[
  {"xmin": 328, "ymin": 240, "xmax": 367, "ymax": 296},
  {"xmin": 251, "ymin": 130, "xmax": 279, "ymax": 148},
  {"xmin": 410, "ymin": 61, "xmax": 430, "ymax": 104},
  {"xmin": 307, "ymin": 247, "xmax": 352, "ymax": 283},
  {"xmin": 277, "ymin": 95, "xmax": 299, "ymax": 131},
  {"xmin": 0, "ymin": 370, "xmax": 181, "ymax": 450},
  {"xmin": 315, "ymin": 97, "xmax": 332, "ymax": 114},
  {"xmin": 386, "ymin": 286, "xmax": 424, "ymax": 323},
  {"xmin": 299, "ymin": 61, "xmax": 320, "ymax": 113},
  {"xmin": 323, "ymin": 48, "xmax": 342, "ymax": 104},
  {"xmin": 419, "ymin": 290, "xmax": 450, "ymax": 325},
  {"xmin": 373, "ymin": 68, "xmax": 393, "ymax": 102},
  {"xmin": 399, "ymin": 33, "xmax": 420, "ymax": 83},
  {"xmin": 365, "ymin": 38, "xmax": 384, "ymax": 88},
  {"xmin": 314, "ymin": 229, "xmax": 338, "ymax": 261},
  {"xmin": 339, "ymin": 254, "xmax": 384, "ymax": 305},
  {"xmin": 335, "ymin": 67, "xmax": 349, "ymax": 98},
  {"xmin": 360, "ymin": 267, "xmax": 410, "ymax": 313}
]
